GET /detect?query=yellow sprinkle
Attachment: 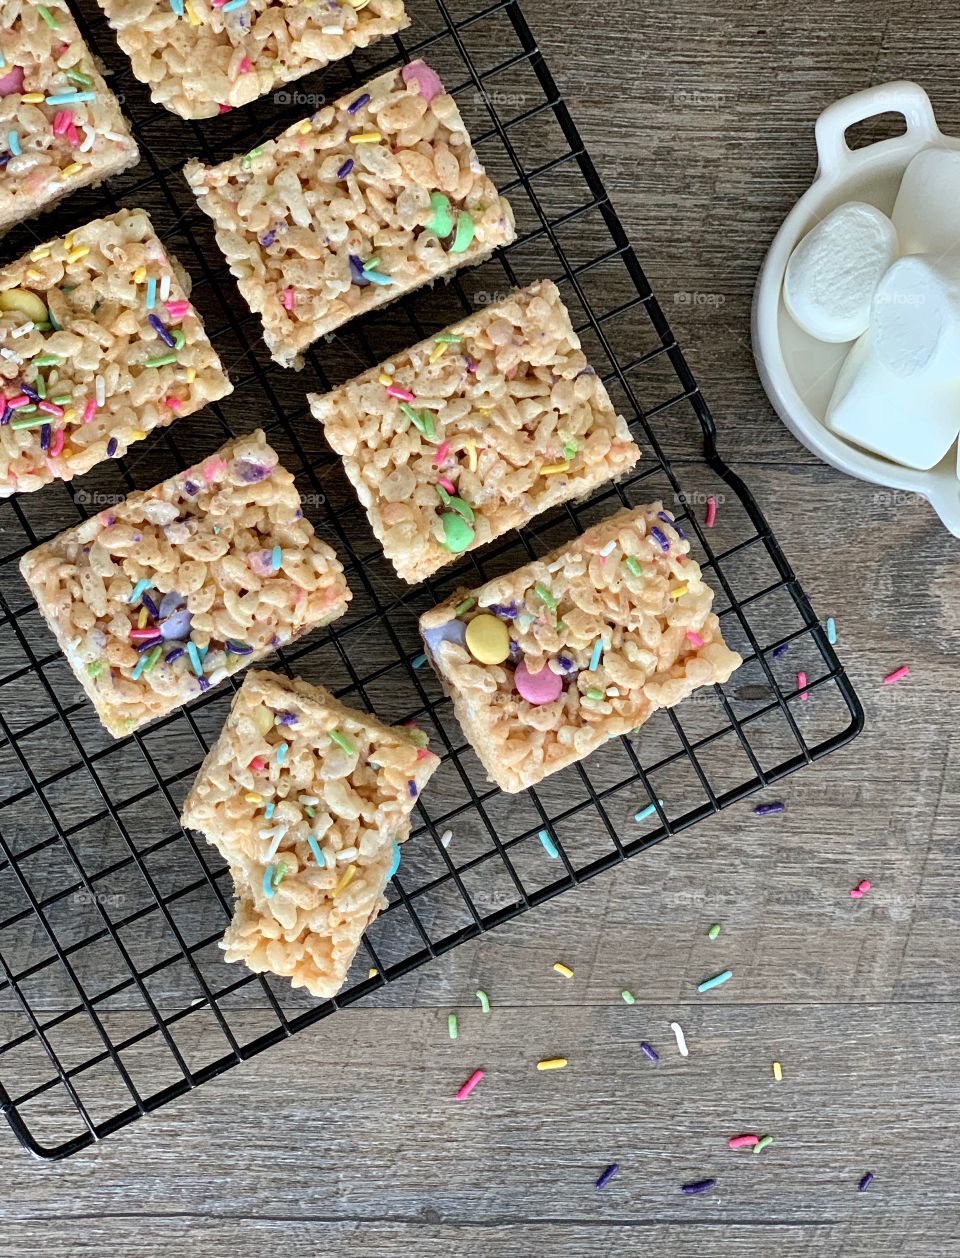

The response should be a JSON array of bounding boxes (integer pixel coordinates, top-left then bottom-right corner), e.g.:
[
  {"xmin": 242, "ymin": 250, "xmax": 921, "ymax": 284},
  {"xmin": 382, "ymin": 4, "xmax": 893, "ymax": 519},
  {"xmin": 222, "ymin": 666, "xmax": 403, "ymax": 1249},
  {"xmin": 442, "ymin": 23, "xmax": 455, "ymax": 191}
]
[
  {"xmin": 186, "ymin": 367, "xmax": 196, "ymax": 383},
  {"xmin": 244, "ymin": 792, "xmax": 263, "ymax": 804},
  {"xmin": 553, "ymin": 962, "xmax": 574, "ymax": 978},
  {"xmin": 297, "ymin": 120, "xmax": 312, "ymax": 134},
  {"xmin": 349, "ymin": 132, "xmax": 381, "ymax": 144},
  {"xmin": 537, "ymin": 1057, "xmax": 568, "ymax": 1071},
  {"xmin": 26, "ymin": 268, "xmax": 42, "ymax": 281},
  {"xmin": 64, "ymin": 233, "xmax": 73, "ymax": 249},
  {"xmin": 130, "ymin": 429, "xmax": 147, "ymax": 440},
  {"xmin": 30, "ymin": 246, "xmax": 51, "ymax": 261},
  {"xmin": 60, "ymin": 162, "xmax": 83, "ymax": 179},
  {"xmin": 466, "ymin": 440, "xmax": 477, "ymax": 472},
  {"xmin": 378, "ymin": 373, "xmax": 392, "ymax": 386},
  {"xmin": 669, "ymin": 583, "xmax": 689, "ymax": 600},
  {"xmin": 368, "ymin": 967, "xmax": 378, "ymax": 978},
  {"xmin": 540, "ymin": 462, "xmax": 570, "ymax": 475},
  {"xmin": 133, "ymin": 266, "xmax": 147, "ymax": 283},
  {"xmin": 21, "ymin": 92, "xmax": 44, "ymax": 104},
  {"xmin": 63, "ymin": 407, "xmax": 76, "ymax": 422},
  {"xmin": 184, "ymin": 0, "xmax": 200, "ymax": 23},
  {"xmin": 477, "ymin": 407, "xmax": 491, "ymax": 414},
  {"xmin": 334, "ymin": 863, "xmax": 357, "ymax": 896},
  {"xmin": 772, "ymin": 1060, "xmax": 782, "ymax": 1082},
  {"xmin": 67, "ymin": 245, "xmax": 89, "ymax": 264},
  {"xmin": 137, "ymin": 606, "xmax": 149, "ymax": 628},
  {"xmin": 429, "ymin": 341, "xmax": 448, "ymax": 364}
]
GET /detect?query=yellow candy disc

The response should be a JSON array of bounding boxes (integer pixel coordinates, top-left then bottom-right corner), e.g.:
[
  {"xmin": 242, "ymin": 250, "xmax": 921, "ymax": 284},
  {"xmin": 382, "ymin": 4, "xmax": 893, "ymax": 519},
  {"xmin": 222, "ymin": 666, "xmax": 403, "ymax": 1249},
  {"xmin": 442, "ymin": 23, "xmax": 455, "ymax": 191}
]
[
  {"xmin": 0, "ymin": 288, "xmax": 48, "ymax": 322},
  {"xmin": 465, "ymin": 613, "xmax": 510, "ymax": 665}
]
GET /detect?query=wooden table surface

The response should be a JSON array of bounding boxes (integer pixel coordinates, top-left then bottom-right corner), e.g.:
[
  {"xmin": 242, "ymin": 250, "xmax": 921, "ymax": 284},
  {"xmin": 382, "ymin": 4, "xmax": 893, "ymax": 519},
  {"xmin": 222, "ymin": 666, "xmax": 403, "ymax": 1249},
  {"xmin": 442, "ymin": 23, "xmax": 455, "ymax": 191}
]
[{"xmin": 2, "ymin": 0, "xmax": 958, "ymax": 1254}]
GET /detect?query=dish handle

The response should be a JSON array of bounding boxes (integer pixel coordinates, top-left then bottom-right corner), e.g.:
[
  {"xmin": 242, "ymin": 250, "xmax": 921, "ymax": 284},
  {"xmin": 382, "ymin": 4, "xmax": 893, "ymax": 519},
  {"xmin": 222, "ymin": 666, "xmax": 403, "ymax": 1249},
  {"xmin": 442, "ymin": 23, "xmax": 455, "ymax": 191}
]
[{"xmin": 814, "ymin": 80, "xmax": 940, "ymax": 179}]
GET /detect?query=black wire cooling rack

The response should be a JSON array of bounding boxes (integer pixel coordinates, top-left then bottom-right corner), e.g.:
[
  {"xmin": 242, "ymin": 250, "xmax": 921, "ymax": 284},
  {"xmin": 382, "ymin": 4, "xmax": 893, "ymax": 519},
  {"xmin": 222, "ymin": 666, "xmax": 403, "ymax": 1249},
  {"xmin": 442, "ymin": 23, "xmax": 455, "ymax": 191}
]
[{"xmin": 0, "ymin": 0, "xmax": 864, "ymax": 1160}]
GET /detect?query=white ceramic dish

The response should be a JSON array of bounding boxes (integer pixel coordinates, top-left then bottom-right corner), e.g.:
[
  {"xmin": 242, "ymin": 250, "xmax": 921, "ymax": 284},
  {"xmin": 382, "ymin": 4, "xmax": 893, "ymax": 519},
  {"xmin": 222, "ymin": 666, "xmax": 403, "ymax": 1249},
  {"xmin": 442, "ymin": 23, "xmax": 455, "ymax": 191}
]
[{"xmin": 752, "ymin": 80, "xmax": 960, "ymax": 535}]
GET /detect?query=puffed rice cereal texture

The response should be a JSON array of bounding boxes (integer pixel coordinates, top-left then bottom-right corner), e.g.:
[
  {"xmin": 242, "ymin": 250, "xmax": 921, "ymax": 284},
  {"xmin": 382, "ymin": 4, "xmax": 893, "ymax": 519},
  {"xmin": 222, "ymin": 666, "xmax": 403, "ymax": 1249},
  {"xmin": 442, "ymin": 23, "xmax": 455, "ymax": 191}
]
[
  {"xmin": 309, "ymin": 280, "xmax": 640, "ymax": 584},
  {"xmin": 0, "ymin": 0, "xmax": 139, "ymax": 233},
  {"xmin": 419, "ymin": 505, "xmax": 742, "ymax": 793},
  {"xmin": 20, "ymin": 430, "xmax": 352, "ymax": 738},
  {"xmin": 0, "ymin": 207, "xmax": 232, "ymax": 497},
  {"xmin": 95, "ymin": 0, "xmax": 409, "ymax": 120},
  {"xmin": 184, "ymin": 61, "xmax": 516, "ymax": 367},
  {"xmin": 181, "ymin": 669, "xmax": 440, "ymax": 999}
]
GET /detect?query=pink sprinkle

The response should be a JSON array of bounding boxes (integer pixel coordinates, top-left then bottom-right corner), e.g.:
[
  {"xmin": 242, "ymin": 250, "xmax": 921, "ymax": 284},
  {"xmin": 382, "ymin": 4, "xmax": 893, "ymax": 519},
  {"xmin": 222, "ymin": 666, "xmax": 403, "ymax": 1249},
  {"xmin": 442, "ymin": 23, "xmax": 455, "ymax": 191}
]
[
  {"xmin": 728, "ymin": 1135, "xmax": 759, "ymax": 1149},
  {"xmin": 248, "ymin": 756, "xmax": 265, "ymax": 772},
  {"xmin": 202, "ymin": 456, "xmax": 227, "ymax": 482},
  {"xmin": 433, "ymin": 441, "xmax": 450, "ymax": 466},
  {"xmin": 218, "ymin": 104, "xmax": 232, "ymax": 115},
  {"xmin": 8, "ymin": 394, "xmax": 30, "ymax": 409},
  {"xmin": 883, "ymin": 665, "xmax": 909, "ymax": 686},
  {"xmin": 798, "ymin": 670, "xmax": 808, "ymax": 700},
  {"xmin": 238, "ymin": 56, "xmax": 252, "ymax": 73},
  {"xmin": 437, "ymin": 476, "xmax": 456, "ymax": 494},
  {"xmin": 48, "ymin": 429, "xmax": 64, "ymax": 457},
  {"xmin": 386, "ymin": 384, "xmax": 415, "ymax": 402},
  {"xmin": 416, "ymin": 747, "xmax": 429, "ymax": 760},
  {"xmin": 401, "ymin": 60, "xmax": 445, "ymax": 104},
  {"xmin": 851, "ymin": 879, "xmax": 871, "ymax": 899},
  {"xmin": 53, "ymin": 110, "xmax": 71, "ymax": 136},
  {"xmin": 455, "ymin": 1068, "xmax": 484, "ymax": 1101},
  {"xmin": 686, "ymin": 631, "xmax": 704, "ymax": 647},
  {"xmin": 38, "ymin": 400, "xmax": 64, "ymax": 417},
  {"xmin": 166, "ymin": 300, "xmax": 190, "ymax": 321},
  {"xmin": 851, "ymin": 888, "xmax": 863, "ymax": 899},
  {"xmin": 282, "ymin": 287, "xmax": 295, "ymax": 311},
  {"xmin": 164, "ymin": 396, "xmax": 181, "ymax": 410},
  {"xmin": 705, "ymin": 496, "xmax": 717, "ymax": 528},
  {"xmin": 82, "ymin": 398, "xmax": 97, "ymax": 423},
  {"xmin": 65, "ymin": 122, "xmax": 79, "ymax": 145}
]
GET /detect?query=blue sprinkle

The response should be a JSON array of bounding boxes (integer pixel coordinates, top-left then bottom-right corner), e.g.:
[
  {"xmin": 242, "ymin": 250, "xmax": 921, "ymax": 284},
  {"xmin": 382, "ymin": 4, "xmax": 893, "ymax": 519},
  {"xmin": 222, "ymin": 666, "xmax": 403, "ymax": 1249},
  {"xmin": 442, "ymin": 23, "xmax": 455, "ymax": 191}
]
[
  {"xmin": 8, "ymin": 130, "xmax": 20, "ymax": 157},
  {"xmin": 183, "ymin": 480, "xmax": 199, "ymax": 496},
  {"xmin": 538, "ymin": 829, "xmax": 559, "ymax": 859},
  {"xmin": 697, "ymin": 969, "xmax": 732, "ymax": 993},
  {"xmin": 306, "ymin": 835, "xmax": 325, "ymax": 867},
  {"xmin": 271, "ymin": 544, "xmax": 282, "ymax": 570},
  {"xmin": 264, "ymin": 802, "xmax": 275, "ymax": 819},
  {"xmin": 364, "ymin": 269, "xmax": 394, "ymax": 287},
  {"xmin": 222, "ymin": 0, "xmax": 246, "ymax": 10},
  {"xmin": 826, "ymin": 616, "xmax": 837, "ymax": 645},
  {"xmin": 387, "ymin": 840, "xmax": 401, "ymax": 880},
  {"xmin": 187, "ymin": 640, "xmax": 203, "ymax": 677},
  {"xmin": 226, "ymin": 641, "xmax": 254, "ymax": 655},
  {"xmin": 589, "ymin": 638, "xmax": 603, "ymax": 672},
  {"xmin": 412, "ymin": 652, "xmax": 427, "ymax": 668},
  {"xmin": 146, "ymin": 277, "xmax": 157, "ymax": 310},
  {"xmin": 634, "ymin": 799, "xmax": 664, "ymax": 823},
  {"xmin": 262, "ymin": 864, "xmax": 278, "ymax": 898},
  {"xmin": 558, "ymin": 656, "xmax": 574, "ymax": 671},
  {"xmin": 277, "ymin": 710, "xmax": 298, "ymax": 725},
  {"xmin": 130, "ymin": 653, "xmax": 149, "ymax": 681},
  {"xmin": 259, "ymin": 229, "xmax": 277, "ymax": 247},
  {"xmin": 276, "ymin": 742, "xmax": 288, "ymax": 766}
]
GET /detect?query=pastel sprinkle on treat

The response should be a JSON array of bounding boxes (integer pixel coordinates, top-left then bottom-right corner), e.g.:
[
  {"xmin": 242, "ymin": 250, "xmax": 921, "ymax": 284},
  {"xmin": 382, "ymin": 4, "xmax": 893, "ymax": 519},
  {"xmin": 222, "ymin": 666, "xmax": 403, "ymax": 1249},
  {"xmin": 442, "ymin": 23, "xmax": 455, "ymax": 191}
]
[
  {"xmin": 537, "ymin": 1057, "xmax": 568, "ymax": 1071},
  {"xmin": 681, "ymin": 1179, "xmax": 716, "ymax": 1195},
  {"xmin": 858, "ymin": 1171, "xmax": 874, "ymax": 1192},
  {"xmin": 621, "ymin": 990, "xmax": 636, "ymax": 1005},
  {"xmin": 753, "ymin": 802, "xmax": 785, "ymax": 816},
  {"xmin": 728, "ymin": 1134, "xmax": 759, "ymax": 1149},
  {"xmin": 772, "ymin": 1060, "xmax": 783, "ymax": 1081},
  {"xmin": 697, "ymin": 969, "xmax": 733, "ymax": 993},
  {"xmin": 707, "ymin": 923, "xmax": 721, "ymax": 940},
  {"xmin": 883, "ymin": 665, "xmax": 909, "ymax": 685},
  {"xmin": 448, "ymin": 1013, "xmax": 458, "ymax": 1040},
  {"xmin": 475, "ymin": 989, "xmax": 490, "ymax": 1013},
  {"xmin": 455, "ymin": 1069, "xmax": 484, "ymax": 1101},
  {"xmin": 538, "ymin": 829, "xmax": 559, "ymax": 859},
  {"xmin": 595, "ymin": 1163, "xmax": 619, "ymax": 1190},
  {"xmin": 553, "ymin": 962, "xmax": 574, "ymax": 978},
  {"xmin": 670, "ymin": 1021, "xmax": 689, "ymax": 1056},
  {"xmin": 640, "ymin": 1042, "xmax": 659, "ymax": 1063}
]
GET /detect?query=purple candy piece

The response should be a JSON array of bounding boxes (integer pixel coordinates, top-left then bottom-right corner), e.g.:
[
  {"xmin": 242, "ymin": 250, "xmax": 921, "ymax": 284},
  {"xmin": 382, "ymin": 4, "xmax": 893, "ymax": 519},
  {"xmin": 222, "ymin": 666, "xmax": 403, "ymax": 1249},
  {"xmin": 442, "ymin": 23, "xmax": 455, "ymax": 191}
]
[
  {"xmin": 349, "ymin": 254, "xmax": 370, "ymax": 286},
  {"xmin": 160, "ymin": 606, "xmax": 192, "ymax": 640},
  {"xmin": 259, "ymin": 229, "xmax": 277, "ymax": 247},
  {"xmin": 422, "ymin": 619, "xmax": 468, "ymax": 656},
  {"xmin": 234, "ymin": 460, "xmax": 269, "ymax": 483},
  {"xmin": 276, "ymin": 710, "xmax": 298, "ymax": 725},
  {"xmin": 158, "ymin": 590, "xmax": 186, "ymax": 618},
  {"xmin": 488, "ymin": 601, "xmax": 518, "ymax": 620}
]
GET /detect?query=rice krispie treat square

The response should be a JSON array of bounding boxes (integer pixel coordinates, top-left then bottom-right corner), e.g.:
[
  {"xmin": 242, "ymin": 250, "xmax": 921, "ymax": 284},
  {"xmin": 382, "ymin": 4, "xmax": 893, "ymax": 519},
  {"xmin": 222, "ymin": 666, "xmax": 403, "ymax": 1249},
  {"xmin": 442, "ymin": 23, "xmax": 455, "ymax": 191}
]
[
  {"xmin": 309, "ymin": 280, "xmax": 641, "ymax": 584},
  {"xmin": 97, "ymin": 0, "xmax": 409, "ymax": 121},
  {"xmin": 181, "ymin": 670, "xmax": 440, "ymax": 1000},
  {"xmin": 20, "ymin": 430, "xmax": 352, "ymax": 738},
  {"xmin": 0, "ymin": 207, "xmax": 232, "ymax": 496},
  {"xmin": 184, "ymin": 61, "xmax": 516, "ymax": 367},
  {"xmin": 0, "ymin": 0, "xmax": 139, "ymax": 234},
  {"xmin": 419, "ymin": 505, "xmax": 742, "ymax": 793}
]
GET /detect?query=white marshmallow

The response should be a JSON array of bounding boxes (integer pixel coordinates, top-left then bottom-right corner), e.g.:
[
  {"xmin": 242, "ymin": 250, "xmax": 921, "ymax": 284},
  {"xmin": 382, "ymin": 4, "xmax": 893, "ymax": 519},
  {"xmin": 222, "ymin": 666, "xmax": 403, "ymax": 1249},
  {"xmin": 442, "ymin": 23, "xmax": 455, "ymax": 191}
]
[
  {"xmin": 892, "ymin": 147, "xmax": 960, "ymax": 258},
  {"xmin": 826, "ymin": 331, "xmax": 960, "ymax": 469},
  {"xmin": 783, "ymin": 202, "xmax": 898, "ymax": 343},
  {"xmin": 871, "ymin": 254, "xmax": 960, "ymax": 380}
]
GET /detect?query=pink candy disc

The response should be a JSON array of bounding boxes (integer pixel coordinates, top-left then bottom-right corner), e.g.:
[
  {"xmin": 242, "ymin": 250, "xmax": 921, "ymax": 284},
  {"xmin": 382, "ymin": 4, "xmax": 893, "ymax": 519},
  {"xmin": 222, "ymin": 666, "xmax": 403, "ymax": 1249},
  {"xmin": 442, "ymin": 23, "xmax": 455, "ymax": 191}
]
[
  {"xmin": 0, "ymin": 66, "xmax": 24, "ymax": 97},
  {"xmin": 514, "ymin": 657, "xmax": 562, "ymax": 705},
  {"xmin": 401, "ymin": 60, "xmax": 444, "ymax": 104}
]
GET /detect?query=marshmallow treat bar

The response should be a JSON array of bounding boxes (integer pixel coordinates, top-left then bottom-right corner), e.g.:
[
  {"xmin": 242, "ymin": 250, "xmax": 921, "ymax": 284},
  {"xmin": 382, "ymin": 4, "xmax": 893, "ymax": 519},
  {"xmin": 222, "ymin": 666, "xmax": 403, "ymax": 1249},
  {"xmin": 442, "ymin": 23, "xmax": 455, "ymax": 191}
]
[
  {"xmin": 184, "ymin": 62, "xmax": 516, "ymax": 367},
  {"xmin": 20, "ymin": 430, "xmax": 351, "ymax": 738},
  {"xmin": 419, "ymin": 505, "xmax": 742, "ymax": 793},
  {"xmin": 0, "ymin": 0, "xmax": 139, "ymax": 233},
  {"xmin": 309, "ymin": 280, "xmax": 641, "ymax": 584},
  {"xmin": 0, "ymin": 208, "xmax": 232, "ymax": 497},
  {"xmin": 95, "ymin": 0, "xmax": 409, "ymax": 120},
  {"xmin": 181, "ymin": 670, "xmax": 440, "ymax": 999}
]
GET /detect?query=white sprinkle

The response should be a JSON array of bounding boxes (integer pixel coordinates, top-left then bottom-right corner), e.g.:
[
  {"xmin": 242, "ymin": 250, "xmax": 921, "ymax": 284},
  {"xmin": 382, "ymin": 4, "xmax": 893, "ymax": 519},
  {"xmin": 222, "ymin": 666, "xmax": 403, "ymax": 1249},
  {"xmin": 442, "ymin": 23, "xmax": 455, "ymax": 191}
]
[
  {"xmin": 264, "ymin": 830, "xmax": 286, "ymax": 860},
  {"xmin": 207, "ymin": 667, "xmax": 228, "ymax": 686},
  {"xmin": 599, "ymin": 539, "xmax": 617, "ymax": 557},
  {"xmin": 10, "ymin": 321, "xmax": 33, "ymax": 338},
  {"xmin": 670, "ymin": 1021, "xmax": 689, "ymax": 1057},
  {"xmin": 95, "ymin": 374, "xmax": 105, "ymax": 405},
  {"xmin": 298, "ymin": 795, "xmax": 319, "ymax": 806},
  {"xmin": 102, "ymin": 129, "xmax": 128, "ymax": 143},
  {"xmin": 337, "ymin": 845, "xmax": 358, "ymax": 862},
  {"xmin": 440, "ymin": 829, "xmax": 452, "ymax": 849},
  {"xmin": 547, "ymin": 557, "xmax": 566, "ymax": 572},
  {"xmin": 321, "ymin": 23, "xmax": 343, "ymax": 32},
  {"xmin": 159, "ymin": 271, "xmax": 171, "ymax": 301},
  {"xmin": 0, "ymin": 347, "xmax": 22, "ymax": 363},
  {"xmin": 79, "ymin": 125, "xmax": 95, "ymax": 153},
  {"xmin": 605, "ymin": 686, "xmax": 620, "ymax": 697}
]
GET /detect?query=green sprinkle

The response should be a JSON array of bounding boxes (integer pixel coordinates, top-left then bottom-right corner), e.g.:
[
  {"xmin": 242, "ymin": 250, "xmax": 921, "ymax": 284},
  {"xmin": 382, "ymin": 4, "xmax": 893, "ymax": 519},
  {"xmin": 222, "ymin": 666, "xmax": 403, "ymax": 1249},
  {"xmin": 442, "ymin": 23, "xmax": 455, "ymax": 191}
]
[
  {"xmin": 447, "ymin": 1012, "xmax": 458, "ymax": 1040},
  {"xmin": 144, "ymin": 352, "xmax": 177, "ymax": 367},
  {"xmin": 625, "ymin": 556, "xmax": 644, "ymax": 577},
  {"xmin": 562, "ymin": 439, "xmax": 578, "ymax": 460},
  {"xmin": 399, "ymin": 401, "xmax": 421, "ymax": 428},
  {"xmin": 34, "ymin": 374, "xmax": 45, "ymax": 399},
  {"xmin": 455, "ymin": 596, "xmax": 476, "ymax": 618},
  {"xmin": 585, "ymin": 687, "xmax": 604, "ymax": 701},
  {"xmin": 435, "ymin": 483, "xmax": 452, "ymax": 507},
  {"xmin": 242, "ymin": 146, "xmax": 262, "ymax": 165},
  {"xmin": 32, "ymin": 353, "xmax": 60, "ymax": 367},
  {"xmin": 534, "ymin": 583, "xmax": 556, "ymax": 611},
  {"xmin": 10, "ymin": 416, "xmax": 46, "ymax": 430},
  {"xmin": 172, "ymin": 329, "xmax": 185, "ymax": 349},
  {"xmin": 329, "ymin": 729, "xmax": 356, "ymax": 756},
  {"xmin": 37, "ymin": 5, "xmax": 60, "ymax": 27},
  {"xmin": 707, "ymin": 923, "xmax": 721, "ymax": 941},
  {"xmin": 435, "ymin": 333, "xmax": 462, "ymax": 344},
  {"xmin": 475, "ymin": 989, "xmax": 490, "ymax": 1013},
  {"xmin": 51, "ymin": 394, "xmax": 72, "ymax": 406},
  {"xmin": 754, "ymin": 1135, "xmax": 773, "ymax": 1154},
  {"xmin": 142, "ymin": 644, "xmax": 163, "ymax": 673},
  {"xmin": 65, "ymin": 69, "xmax": 93, "ymax": 87},
  {"xmin": 362, "ymin": 256, "xmax": 380, "ymax": 270},
  {"xmin": 86, "ymin": 660, "xmax": 103, "ymax": 677},
  {"xmin": 447, "ymin": 495, "xmax": 474, "ymax": 524},
  {"xmin": 621, "ymin": 990, "xmax": 636, "ymax": 1005}
]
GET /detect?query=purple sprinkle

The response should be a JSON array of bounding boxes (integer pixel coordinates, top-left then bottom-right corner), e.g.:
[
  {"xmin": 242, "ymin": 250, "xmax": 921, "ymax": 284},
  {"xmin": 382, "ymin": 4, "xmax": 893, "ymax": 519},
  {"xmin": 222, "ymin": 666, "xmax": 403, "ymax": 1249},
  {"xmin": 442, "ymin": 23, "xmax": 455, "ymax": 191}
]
[
  {"xmin": 659, "ymin": 510, "xmax": 685, "ymax": 539},
  {"xmin": 349, "ymin": 253, "xmax": 370, "ymax": 286},
  {"xmin": 259, "ymin": 229, "xmax": 277, "ymax": 247},
  {"xmin": 772, "ymin": 643, "xmax": 790, "ymax": 658},
  {"xmin": 136, "ymin": 636, "xmax": 162, "ymax": 653},
  {"xmin": 489, "ymin": 601, "xmax": 518, "ymax": 620},
  {"xmin": 226, "ymin": 641, "xmax": 254, "ymax": 655},
  {"xmin": 197, "ymin": 676, "xmax": 211, "ymax": 692},
  {"xmin": 107, "ymin": 437, "xmax": 118, "ymax": 457},
  {"xmin": 347, "ymin": 92, "xmax": 371, "ymax": 114},
  {"xmin": 148, "ymin": 313, "xmax": 176, "ymax": 347},
  {"xmin": 336, "ymin": 158, "xmax": 354, "ymax": 180},
  {"xmin": 183, "ymin": 480, "xmax": 198, "ymax": 496},
  {"xmin": 39, "ymin": 422, "xmax": 51, "ymax": 451},
  {"xmin": 465, "ymin": 358, "xmax": 478, "ymax": 373},
  {"xmin": 141, "ymin": 592, "xmax": 159, "ymax": 619},
  {"xmin": 270, "ymin": 634, "xmax": 281, "ymax": 648},
  {"xmin": 0, "ymin": 406, "xmax": 11, "ymax": 425},
  {"xmin": 753, "ymin": 802, "xmax": 785, "ymax": 816},
  {"xmin": 682, "ymin": 1179, "xmax": 716, "ymax": 1195},
  {"xmin": 558, "ymin": 656, "xmax": 574, "ymax": 671},
  {"xmin": 0, "ymin": 154, "xmax": 10, "ymax": 168},
  {"xmin": 408, "ymin": 780, "xmax": 417, "ymax": 798},
  {"xmin": 164, "ymin": 647, "xmax": 185, "ymax": 664},
  {"xmin": 650, "ymin": 526, "xmax": 669, "ymax": 552},
  {"xmin": 595, "ymin": 1164, "xmax": 619, "ymax": 1190},
  {"xmin": 21, "ymin": 383, "xmax": 40, "ymax": 402},
  {"xmin": 640, "ymin": 1041, "xmax": 659, "ymax": 1063},
  {"xmin": 276, "ymin": 709, "xmax": 298, "ymax": 724},
  {"xmin": 858, "ymin": 1172, "xmax": 874, "ymax": 1193},
  {"xmin": 235, "ymin": 460, "xmax": 269, "ymax": 483}
]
